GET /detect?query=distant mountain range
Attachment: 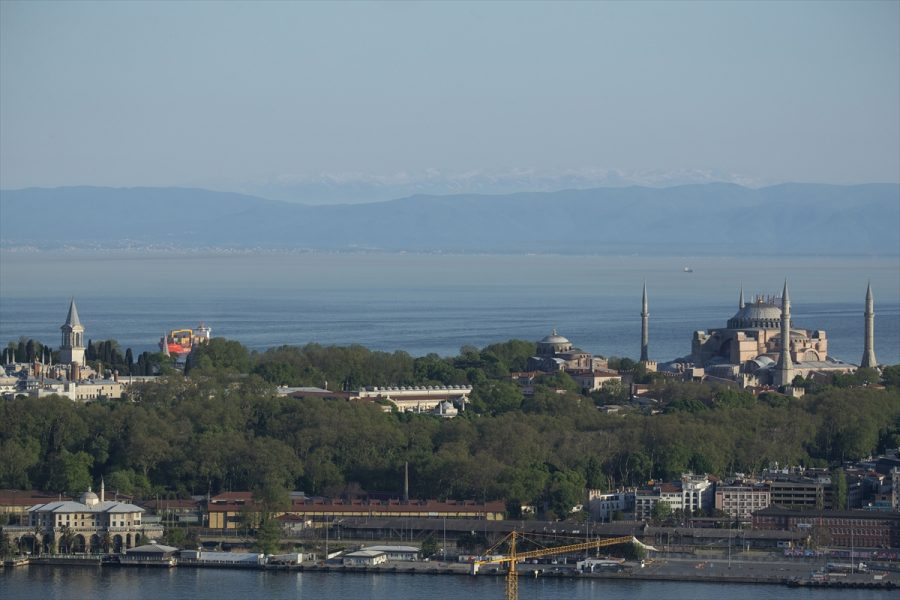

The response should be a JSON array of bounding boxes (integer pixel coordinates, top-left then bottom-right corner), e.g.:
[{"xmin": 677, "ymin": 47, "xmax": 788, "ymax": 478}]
[
  {"xmin": 212, "ymin": 167, "xmax": 767, "ymax": 204},
  {"xmin": 1, "ymin": 183, "xmax": 897, "ymax": 256}
]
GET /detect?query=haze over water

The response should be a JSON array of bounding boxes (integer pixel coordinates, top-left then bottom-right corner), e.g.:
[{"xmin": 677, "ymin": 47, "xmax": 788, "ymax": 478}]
[{"xmin": 1, "ymin": 251, "xmax": 897, "ymax": 366}]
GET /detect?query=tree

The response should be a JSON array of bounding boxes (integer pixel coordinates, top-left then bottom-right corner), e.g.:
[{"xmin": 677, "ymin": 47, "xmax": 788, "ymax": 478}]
[
  {"xmin": 470, "ymin": 380, "xmax": 523, "ymax": 415},
  {"xmin": 253, "ymin": 516, "xmax": 282, "ymax": 555},
  {"xmin": 882, "ymin": 365, "xmax": 900, "ymax": 389},
  {"xmin": 59, "ymin": 525, "xmax": 76, "ymax": 554},
  {"xmin": 421, "ymin": 535, "xmax": 438, "ymax": 558},
  {"xmin": 45, "ymin": 450, "xmax": 93, "ymax": 494},
  {"xmin": 546, "ymin": 469, "xmax": 586, "ymax": 520},
  {"xmin": 0, "ymin": 438, "xmax": 40, "ymax": 488},
  {"xmin": 537, "ymin": 371, "xmax": 580, "ymax": 393},
  {"xmin": 832, "ymin": 468, "xmax": 848, "ymax": 510},
  {"xmin": 164, "ymin": 526, "xmax": 186, "ymax": 548},
  {"xmin": 186, "ymin": 338, "xmax": 251, "ymax": 375},
  {"xmin": 651, "ymin": 501, "xmax": 672, "ymax": 525},
  {"xmin": 31, "ymin": 524, "xmax": 43, "ymax": 556},
  {"xmin": 101, "ymin": 531, "xmax": 112, "ymax": 554},
  {"xmin": 0, "ymin": 527, "xmax": 13, "ymax": 558}
]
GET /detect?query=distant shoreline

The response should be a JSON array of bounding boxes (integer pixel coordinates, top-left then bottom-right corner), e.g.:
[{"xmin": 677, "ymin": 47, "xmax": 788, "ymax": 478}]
[{"xmin": 3, "ymin": 246, "xmax": 900, "ymax": 260}]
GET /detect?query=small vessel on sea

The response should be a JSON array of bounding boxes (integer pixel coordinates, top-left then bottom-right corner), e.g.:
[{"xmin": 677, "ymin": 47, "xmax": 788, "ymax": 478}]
[
  {"xmin": 160, "ymin": 323, "xmax": 211, "ymax": 357},
  {"xmin": 683, "ymin": 267, "xmax": 694, "ymax": 273}
]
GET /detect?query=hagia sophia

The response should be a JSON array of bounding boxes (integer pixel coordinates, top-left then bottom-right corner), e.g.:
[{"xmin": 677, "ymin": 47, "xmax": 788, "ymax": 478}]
[
  {"xmin": 688, "ymin": 281, "xmax": 864, "ymax": 387},
  {"xmin": 526, "ymin": 281, "xmax": 878, "ymax": 390}
]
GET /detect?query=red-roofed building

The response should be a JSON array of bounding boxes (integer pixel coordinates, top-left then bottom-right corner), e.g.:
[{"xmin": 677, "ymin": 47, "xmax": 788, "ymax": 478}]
[
  {"xmin": 206, "ymin": 495, "xmax": 505, "ymax": 531},
  {"xmin": 0, "ymin": 490, "xmax": 58, "ymax": 523}
]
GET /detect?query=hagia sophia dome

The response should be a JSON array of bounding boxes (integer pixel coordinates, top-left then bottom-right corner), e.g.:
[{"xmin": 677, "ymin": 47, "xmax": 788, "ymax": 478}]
[{"xmin": 726, "ymin": 295, "xmax": 786, "ymax": 330}]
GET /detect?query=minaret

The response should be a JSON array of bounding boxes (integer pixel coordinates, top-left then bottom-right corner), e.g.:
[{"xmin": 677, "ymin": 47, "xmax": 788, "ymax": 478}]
[
  {"xmin": 775, "ymin": 280, "xmax": 794, "ymax": 387},
  {"xmin": 100, "ymin": 477, "xmax": 105, "ymax": 502},
  {"xmin": 861, "ymin": 282, "xmax": 877, "ymax": 368},
  {"xmin": 739, "ymin": 283, "xmax": 745, "ymax": 309},
  {"xmin": 58, "ymin": 298, "xmax": 86, "ymax": 367},
  {"xmin": 640, "ymin": 282, "xmax": 649, "ymax": 362}
]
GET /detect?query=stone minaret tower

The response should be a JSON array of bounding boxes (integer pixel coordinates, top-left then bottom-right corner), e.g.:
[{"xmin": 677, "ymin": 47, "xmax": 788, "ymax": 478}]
[
  {"xmin": 739, "ymin": 283, "xmax": 745, "ymax": 309},
  {"xmin": 640, "ymin": 282, "xmax": 649, "ymax": 362},
  {"xmin": 860, "ymin": 282, "xmax": 877, "ymax": 368},
  {"xmin": 774, "ymin": 281, "xmax": 794, "ymax": 387},
  {"xmin": 58, "ymin": 297, "xmax": 85, "ymax": 367}
]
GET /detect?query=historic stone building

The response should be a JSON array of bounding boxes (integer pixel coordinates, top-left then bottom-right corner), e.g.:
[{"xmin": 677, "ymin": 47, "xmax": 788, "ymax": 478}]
[
  {"xmin": 527, "ymin": 330, "xmax": 594, "ymax": 372},
  {"xmin": 690, "ymin": 282, "xmax": 860, "ymax": 386},
  {"xmin": 3, "ymin": 481, "xmax": 160, "ymax": 554}
]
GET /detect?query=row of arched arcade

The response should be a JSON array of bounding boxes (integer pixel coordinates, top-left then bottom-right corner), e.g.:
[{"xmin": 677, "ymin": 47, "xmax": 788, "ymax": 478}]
[{"xmin": 8, "ymin": 532, "xmax": 142, "ymax": 555}]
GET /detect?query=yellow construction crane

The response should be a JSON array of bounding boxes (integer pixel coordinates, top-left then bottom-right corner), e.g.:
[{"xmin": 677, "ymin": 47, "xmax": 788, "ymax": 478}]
[{"xmin": 471, "ymin": 532, "xmax": 642, "ymax": 600}]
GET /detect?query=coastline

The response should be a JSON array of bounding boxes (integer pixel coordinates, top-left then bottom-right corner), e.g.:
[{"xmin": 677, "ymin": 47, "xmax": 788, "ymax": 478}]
[{"xmin": 6, "ymin": 555, "xmax": 896, "ymax": 590}]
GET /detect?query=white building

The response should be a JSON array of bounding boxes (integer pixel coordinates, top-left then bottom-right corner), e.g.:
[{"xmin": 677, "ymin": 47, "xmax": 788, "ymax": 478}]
[
  {"xmin": 358, "ymin": 545, "xmax": 421, "ymax": 561},
  {"xmin": 587, "ymin": 490, "xmax": 634, "ymax": 522},
  {"xmin": 30, "ymin": 379, "xmax": 126, "ymax": 402},
  {"xmin": 635, "ymin": 474, "xmax": 714, "ymax": 520},
  {"xmin": 680, "ymin": 473, "xmax": 714, "ymax": 514},
  {"xmin": 343, "ymin": 549, "xmax": 388, "ymax": 566},
  {"xmin": 356, "ymin": 385, "xmax": 471, "ymax": 413}
]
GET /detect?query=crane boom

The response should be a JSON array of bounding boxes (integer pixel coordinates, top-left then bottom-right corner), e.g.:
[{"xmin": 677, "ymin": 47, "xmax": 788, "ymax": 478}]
[{"xmin": 470, "ymin": 531, "xmax": 639, "ymax": 600}]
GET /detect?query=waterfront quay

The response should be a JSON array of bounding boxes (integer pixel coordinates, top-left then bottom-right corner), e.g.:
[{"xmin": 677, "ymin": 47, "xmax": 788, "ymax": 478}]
[{"xmin": 5, "ymin": 553, "xmax": 896, "ymax": 591}]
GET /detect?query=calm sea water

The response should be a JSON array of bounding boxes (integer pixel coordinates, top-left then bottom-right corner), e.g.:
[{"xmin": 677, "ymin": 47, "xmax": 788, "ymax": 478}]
[
  {"xmin": 0, "ymin": 567, "xmax": 893, "ymax": 600},
  {"xmin": 0, "ymin": 251, "xmax": 897, "ymax": 365}
]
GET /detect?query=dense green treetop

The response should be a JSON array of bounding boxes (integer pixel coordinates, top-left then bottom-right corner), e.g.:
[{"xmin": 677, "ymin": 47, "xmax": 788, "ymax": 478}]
[{"xmin": 1, "ymin": 338, "xmax": 898, "ymax": 517}]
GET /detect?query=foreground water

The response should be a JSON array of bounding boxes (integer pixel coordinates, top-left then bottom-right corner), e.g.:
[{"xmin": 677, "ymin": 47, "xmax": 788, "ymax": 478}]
[
  {"xmin": 0, "ymin": 567, "xmax": 893, "ymax": 600},
  {"xmin": 1, "ymin": 252, "xmax": 898, "ymax": 364}
]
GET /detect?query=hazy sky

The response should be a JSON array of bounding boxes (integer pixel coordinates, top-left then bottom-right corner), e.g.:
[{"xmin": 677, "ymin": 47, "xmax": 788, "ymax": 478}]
[{"xmin": 1, "ymin": 0, "xmax": 898, "ymax": 192}]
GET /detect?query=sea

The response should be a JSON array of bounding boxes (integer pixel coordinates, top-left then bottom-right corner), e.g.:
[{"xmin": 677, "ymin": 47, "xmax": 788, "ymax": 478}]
[
  {"xmin": 0, "ymin": 566, "xmax": 894, "ymax": 600},
  {"xmin": 0, "ymin": 251, "xmax": 898, "ymax": 365}
]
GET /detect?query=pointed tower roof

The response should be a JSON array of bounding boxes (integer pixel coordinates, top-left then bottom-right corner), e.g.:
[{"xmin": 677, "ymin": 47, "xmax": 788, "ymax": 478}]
[
  {"xmin": 781, "ymin": 279, "xmax": 790, "ymax": 309},
  {"xmin": 739, "ymin": 283, "xmax": 745, "ymax": 309},
  {"xmin": 641, "ymin": 281, "xmax": 649, "ymax": 315},
  {"xmin": 861, "ymin": 281, "xmax": 877, "ymax": 369},
  {"xmin": 64, "ymin": 297, "xmax": 82, "ymax": 328}
]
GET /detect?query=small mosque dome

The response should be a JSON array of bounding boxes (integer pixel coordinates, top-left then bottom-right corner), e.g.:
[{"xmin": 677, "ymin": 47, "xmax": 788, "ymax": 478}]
[
  {"xmin": 80, "ymin": 489, "xmax": 100, "ymax": 507},
  {"xmin": 536, "ymin": 329, "xmax": 574, "ymax": 357},
  {"xmin": 539, "ymin": 330, "xmax": 571, "ymax": 345}
]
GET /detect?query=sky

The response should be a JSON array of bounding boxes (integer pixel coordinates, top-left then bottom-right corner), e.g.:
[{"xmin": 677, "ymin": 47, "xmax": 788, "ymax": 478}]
[{"xmin": 1, "ymin": 1, "xmax": 898, "ymax": 200}]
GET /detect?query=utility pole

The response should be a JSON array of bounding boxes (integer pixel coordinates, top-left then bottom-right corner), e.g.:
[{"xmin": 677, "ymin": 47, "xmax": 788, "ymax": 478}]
[{"xmin": 728, "ymin": 529, "xmax": 732, "ymax": 569}]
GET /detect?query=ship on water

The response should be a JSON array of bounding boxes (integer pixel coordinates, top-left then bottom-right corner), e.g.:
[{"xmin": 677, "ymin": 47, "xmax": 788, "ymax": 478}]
[{"xmin": 160, "ymin": 323, "xmax": 212, "ymax": 358}]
